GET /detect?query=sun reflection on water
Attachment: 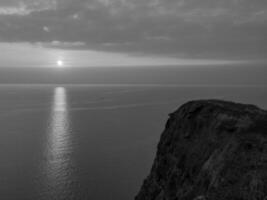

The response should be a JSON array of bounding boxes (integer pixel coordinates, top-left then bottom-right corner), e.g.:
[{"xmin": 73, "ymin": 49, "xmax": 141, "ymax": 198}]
[{"xmin": 42, "ymin": 87, "xmax": 74, "ymax": 200}]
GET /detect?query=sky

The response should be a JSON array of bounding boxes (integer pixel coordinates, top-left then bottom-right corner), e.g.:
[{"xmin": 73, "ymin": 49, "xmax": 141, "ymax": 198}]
[{"xmin": 0, "ymin": 0, "xmax": 266, "ymax": 67}]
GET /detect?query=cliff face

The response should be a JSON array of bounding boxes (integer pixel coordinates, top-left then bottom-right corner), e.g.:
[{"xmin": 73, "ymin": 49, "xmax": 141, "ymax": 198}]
[{"xmin": 136, "ymin": 100, "xmax": 267, "ymax": 200}]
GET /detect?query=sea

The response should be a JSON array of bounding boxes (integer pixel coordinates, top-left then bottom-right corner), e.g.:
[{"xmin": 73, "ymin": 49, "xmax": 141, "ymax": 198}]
[{"xmin": 0, "ymin": 71, "xmax": 266, "ymax": 199}]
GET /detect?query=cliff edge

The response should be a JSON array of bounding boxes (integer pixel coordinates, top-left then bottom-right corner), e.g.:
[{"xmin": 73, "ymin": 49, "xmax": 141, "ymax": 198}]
[{"xmin": 136, "ymin": 100, "xmax": 267, "ymax": 200}]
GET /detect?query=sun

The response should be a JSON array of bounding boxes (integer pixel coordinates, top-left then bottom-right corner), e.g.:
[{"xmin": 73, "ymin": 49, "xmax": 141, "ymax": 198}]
[{"xmin": 57, "ymin": 60, "xmax": 64, "ymax": 67}]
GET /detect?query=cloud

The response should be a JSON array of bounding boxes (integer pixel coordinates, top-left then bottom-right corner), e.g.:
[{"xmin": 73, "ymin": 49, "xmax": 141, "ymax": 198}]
[
  {"xmin": 0, "ymin": 6, "xmax": 29, "ymax": 15},
  {"xmin": 0, "ymin": 0, "xmax": 58, "ymax": 15},
  {"xmin": 0, "ymin": 0, "xmax": 266, "ymax": 59},
  {"xmin": 35, "ymin": 40, "xmax": 86, "ymax": 49}
]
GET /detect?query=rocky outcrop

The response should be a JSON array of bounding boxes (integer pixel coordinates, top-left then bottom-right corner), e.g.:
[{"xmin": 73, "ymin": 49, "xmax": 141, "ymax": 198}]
[{"xmin": 136, "ymin": 100, "xmax": 267, "ymax": 200}]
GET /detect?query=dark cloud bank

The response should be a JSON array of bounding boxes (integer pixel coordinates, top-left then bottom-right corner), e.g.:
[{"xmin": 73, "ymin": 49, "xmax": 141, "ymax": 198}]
[{"xmin": 0, "ymin": 0, "xmax": 267, "ymax": 59}]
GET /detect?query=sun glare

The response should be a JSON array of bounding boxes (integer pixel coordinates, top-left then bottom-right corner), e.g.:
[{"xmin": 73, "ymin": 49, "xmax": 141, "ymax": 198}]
[{"xmin": 57, "ymin": 60, "xmax": 64, "ymax": 67}]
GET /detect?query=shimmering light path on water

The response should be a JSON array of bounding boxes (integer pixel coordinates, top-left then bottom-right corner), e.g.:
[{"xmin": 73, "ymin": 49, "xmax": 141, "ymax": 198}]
[{"xmin": 41, "ymin": 87, "xmax": 75, "ymax": 200}]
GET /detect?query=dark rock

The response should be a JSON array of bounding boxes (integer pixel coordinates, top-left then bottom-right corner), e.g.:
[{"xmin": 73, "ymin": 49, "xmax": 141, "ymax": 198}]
[{"xmin": 135, "ymin": 100, "xmax": 267, "ymax": 200}]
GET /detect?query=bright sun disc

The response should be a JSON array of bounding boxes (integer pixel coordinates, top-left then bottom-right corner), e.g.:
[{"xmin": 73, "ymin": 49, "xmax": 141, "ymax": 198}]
[{"xmin": 57, "ymin": 60, "xmax": 64, "ymax": 67}]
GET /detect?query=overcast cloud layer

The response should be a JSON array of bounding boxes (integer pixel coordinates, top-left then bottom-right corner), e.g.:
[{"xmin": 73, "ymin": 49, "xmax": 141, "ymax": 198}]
[{"xmin": 0, "ymin": 0, "xmax": 266, "ymax": 59}]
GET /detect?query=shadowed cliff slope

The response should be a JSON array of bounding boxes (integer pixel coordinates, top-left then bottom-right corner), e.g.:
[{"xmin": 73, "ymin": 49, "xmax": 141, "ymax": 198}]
[{"xmin": 136, "ymin": 100, "xmax": 267, "ymax": 200}]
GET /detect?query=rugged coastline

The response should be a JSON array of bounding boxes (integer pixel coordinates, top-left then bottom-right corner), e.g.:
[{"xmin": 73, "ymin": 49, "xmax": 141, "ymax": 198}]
[{"xmin": 136, "ymin": 100, "xmax": 267, "ymax": 200}]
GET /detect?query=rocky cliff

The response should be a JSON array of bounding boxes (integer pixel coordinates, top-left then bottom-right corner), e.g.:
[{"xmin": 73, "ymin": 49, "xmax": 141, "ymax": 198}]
[{"xmin": 136, "ymin": 100, "xmax": 267, "ymax": 200}]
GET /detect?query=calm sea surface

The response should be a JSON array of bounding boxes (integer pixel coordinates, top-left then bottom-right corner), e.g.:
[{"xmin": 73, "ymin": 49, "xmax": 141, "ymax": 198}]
[{"xmin": 0, "ymin": 84, "xmax": 266, "ymax": 200}]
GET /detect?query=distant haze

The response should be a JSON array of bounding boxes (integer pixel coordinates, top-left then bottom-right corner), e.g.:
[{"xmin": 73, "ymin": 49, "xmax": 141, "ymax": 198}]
[{"xmin": 0, "ymin": 65, "xmax": 266, "ymax": 85}]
